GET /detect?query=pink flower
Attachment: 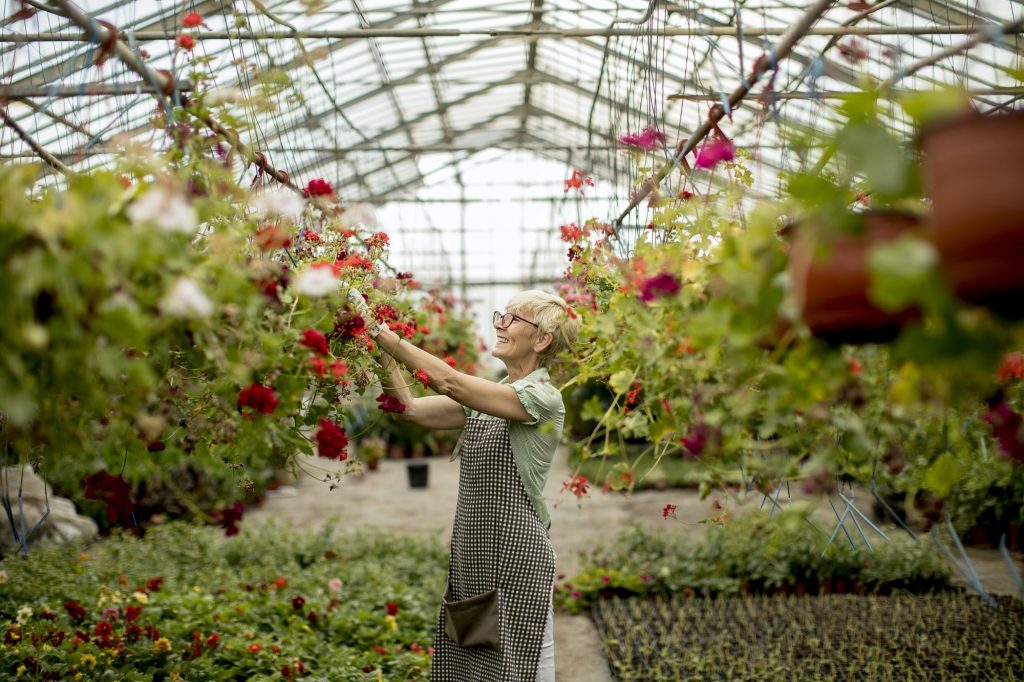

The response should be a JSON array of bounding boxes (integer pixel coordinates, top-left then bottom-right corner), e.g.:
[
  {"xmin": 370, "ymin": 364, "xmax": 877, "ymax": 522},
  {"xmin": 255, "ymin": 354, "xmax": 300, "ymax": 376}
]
[
  {"xmin": 617, "ymin": 127, "xmax": 667, "ymax": 152},
  {"xmin": 315, "ymin": 419, "xmax": 349, "ymax": 460},
  {"xmin": 300, "ymin": 328, "xmax": 330, "ymax": 356},
  {"xmin": 328, "ymin": 578, "xmax": 343, "ymax": 593},
  {"xmin": 694, "ymin": 137, "xmax": 735, "ymax": 169},
  {"xmin": 983, "ymin": 401, "xmax": 1024, "ymax": 463},
  {"xmin": 639, "ymin": 272, "xmax": 680, "ymax": 302}
]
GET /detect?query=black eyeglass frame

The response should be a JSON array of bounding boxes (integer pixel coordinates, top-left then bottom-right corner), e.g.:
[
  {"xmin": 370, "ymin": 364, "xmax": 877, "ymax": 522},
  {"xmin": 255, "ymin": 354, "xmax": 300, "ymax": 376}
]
[{"xmin": 492, "ymin": 310, "xmax": 539, "ymax": 330}]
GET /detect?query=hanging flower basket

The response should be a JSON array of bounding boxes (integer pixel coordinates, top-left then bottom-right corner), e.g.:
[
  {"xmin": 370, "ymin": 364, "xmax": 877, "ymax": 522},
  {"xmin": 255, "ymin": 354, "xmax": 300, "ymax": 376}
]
[
  {"xmin": 788, "ymin": 210, "xmax": 923, "ymax": 345},
  {"xmin": 920, "ymin": 111, "xmax": 1024, "ymax": 317}
]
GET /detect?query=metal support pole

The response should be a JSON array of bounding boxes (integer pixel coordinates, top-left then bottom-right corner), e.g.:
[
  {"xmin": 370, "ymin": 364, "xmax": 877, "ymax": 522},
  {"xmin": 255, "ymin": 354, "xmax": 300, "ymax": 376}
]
[
  {"xmin": 44, "ymin": 0, "xmax": 296, "ymax": 191},
  {"xmin": 0, "ymin": 25, "xmax": 1014, "ymax": 42},
  {"xmin": 0, "ymin": 107, "xmax": 75, "ymax": 176},
  {"xmin": 611, "ymin": 0, "xmax": 837, "ymax": 227}
]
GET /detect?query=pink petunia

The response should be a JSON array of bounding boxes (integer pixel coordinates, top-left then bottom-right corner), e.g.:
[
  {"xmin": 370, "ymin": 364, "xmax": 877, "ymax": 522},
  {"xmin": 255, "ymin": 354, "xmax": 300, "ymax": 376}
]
[
  {"xmin": 617, "ymin": 127, "xmax": 667, "ymax": 152},
  {"xmin": 694, "ymin": 137, "xmax": 735, "ymax": 169}
]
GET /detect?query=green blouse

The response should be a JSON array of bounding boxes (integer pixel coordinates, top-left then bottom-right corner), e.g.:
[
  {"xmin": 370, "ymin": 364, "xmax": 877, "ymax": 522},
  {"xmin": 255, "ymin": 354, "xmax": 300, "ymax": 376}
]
[{"xmin": 463, "ymin": 367, "xmax": 564, "ymax": 529}]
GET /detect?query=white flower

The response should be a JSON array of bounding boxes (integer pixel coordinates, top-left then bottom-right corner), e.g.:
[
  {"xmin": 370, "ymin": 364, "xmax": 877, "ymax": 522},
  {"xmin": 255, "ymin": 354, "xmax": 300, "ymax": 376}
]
[
  {"xmin": 251, "ymin": 189, "xmax": 305, "ymax": 218},
  {"xmin": 161, "ymin": 277, "xmax": 214, "ymax": 318},
  {"xmin": 205, "ymin": 86, "xmax": 243, "ymax": 106},
  {"xmin": 127, "ymin": 186, "xmax": 198, "ymax": 235},
  {"xmin": 293, "ymin": 265, "xmax": 338, "ymax": 297},
  {"xmin": 343, "ymin": 202, "xmax": 378, "ymax": 229},
  {"xmin": 16, "ymin": 605, "xmax": 32, "ymax": 623}
]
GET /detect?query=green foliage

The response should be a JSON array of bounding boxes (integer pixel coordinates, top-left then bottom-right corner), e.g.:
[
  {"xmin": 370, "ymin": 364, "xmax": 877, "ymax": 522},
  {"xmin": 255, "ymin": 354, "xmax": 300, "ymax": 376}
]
[
  {"xmin": 554, "ymin": 512, "xmax": 950, "ymax": 614},
  {"xmin": 593, "ymin": 591, "xmax": 1024, "ymax": 681},
  {"xmin": 0, "ymin": 522, "xmax": 445, "ymax": 680}
]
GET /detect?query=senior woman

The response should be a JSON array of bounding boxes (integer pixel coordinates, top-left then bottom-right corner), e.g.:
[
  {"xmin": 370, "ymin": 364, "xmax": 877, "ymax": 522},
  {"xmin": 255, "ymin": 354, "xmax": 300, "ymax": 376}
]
[{"xmin": 350, "ymin": 288, "xmax": 579, "ymax": 682}]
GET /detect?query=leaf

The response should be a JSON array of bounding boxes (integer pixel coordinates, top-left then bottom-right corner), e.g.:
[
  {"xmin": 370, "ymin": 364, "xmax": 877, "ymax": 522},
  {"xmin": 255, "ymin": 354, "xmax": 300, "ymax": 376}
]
[
  {"xmin": 580, "ymin": 395, "xmax": 606, "ymax": 422},
  {"xmin": 923, "ymin": 453, "xmax": 964, "ymax": 498},
  {"xmin": 867, "ymin": 236, "xmax": 938, "ymax": 311},
  {"xmin": 608, "ymin": 369, "xmax": 634, "ymax": 395}
]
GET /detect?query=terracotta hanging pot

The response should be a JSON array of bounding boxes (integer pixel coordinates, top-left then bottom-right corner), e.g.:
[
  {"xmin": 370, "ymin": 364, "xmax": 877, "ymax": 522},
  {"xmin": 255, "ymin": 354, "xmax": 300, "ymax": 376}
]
[
  {"xmin": 788, "ymin": 210, "xmax": 922, "ymax": 345},
  {"xmin": 920, "ymin": 111, "xmax": 1024, "ymax": 317}
]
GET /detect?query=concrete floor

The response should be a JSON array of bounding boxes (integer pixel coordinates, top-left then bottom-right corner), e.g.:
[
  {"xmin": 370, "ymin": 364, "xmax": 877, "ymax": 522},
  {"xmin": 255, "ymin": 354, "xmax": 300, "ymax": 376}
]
[{"xmin": 247, "ymin": 448, "xmax": 1024, "ymax": 682}]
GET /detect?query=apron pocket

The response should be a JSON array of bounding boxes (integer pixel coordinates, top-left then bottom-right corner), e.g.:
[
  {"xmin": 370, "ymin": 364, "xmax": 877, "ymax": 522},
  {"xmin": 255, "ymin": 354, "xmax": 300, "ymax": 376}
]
[{"xmin": 443, "ymin": 585, "xmax": 501, "ymax": 651}]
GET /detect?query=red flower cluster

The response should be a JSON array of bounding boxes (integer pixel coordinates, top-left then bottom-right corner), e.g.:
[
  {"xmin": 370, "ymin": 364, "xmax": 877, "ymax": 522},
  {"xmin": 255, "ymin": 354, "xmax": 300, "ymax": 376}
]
[
  {"xmin": 336, "ymin": 253, "xmax": 373, "ymax": 270},
  {"xmin": 213, "ymin": 502, "xmax": 244, "ymax": 536},
  {"xmin": 237, "ymin": 384, "xmax": 279, "ymax": 415},
  {"xmin": 414, "ymin": 369, "xmax": 430, "ymax": 388},
  {"xmin": 63, "ymin": 601, "xmax": 86, "ymax": 622},
  {"xmin": 83, "ymin": 470, "xmax": 135, "ymax": 526},
  {"xmin": 308, "ymin": 357, "xmax": 326, "ymax": 377},
  {"xmin": 564, "ymin": 169, "xmax": 595, "ymax": 194},
  {"xmin": 304, "ymin": 178, "xmax": 334, "ymax": 197},
  {"xmin": 388, "ymin": 320, "xmax": 417, "ymax": 339},
  {"xmin": 330, "ymin": 360, "xmax": 348, "ymax": 380},
  {"xmin": 335, "ymin": 314, "xmax": 366, "ymax": 340},
  {"xmin": 662, "ymin": 503, "xmax": 678, "ymax": 520},
  {"xmin": 182, "ymin": 12, "xmax": 203, "ymax": 27},
  {"xmin": 315, "ymin": 419, "xmax": 349, "ymax": 460},
  {"xmin": 997, "ymin": 352, "xmax": 1024, "ymax": 381},
  {"xmin": 300, "ymin": 328, "xmax": 330, "ymax": 356},
  {"xmin": 443, "ymin": 355, "xmax": 457, "ymax": 368},
  {"xmin": 125, "ymin": 605, "xmax": 143, "ymax": 622},
  {"xmin": 376, "ymin": 394, "xmax": 407, "ymax": 414},
  {"xmin": 624, "ymin": 381, "xmax": 643, "ymax": 412},
  {"xmin": 292, "ymin": 596, "xmax": 306, "ymax": 610},
  {"xmin": 560, "ymin": 223, "xmax": 584, "ymax": 242},
  {"xmin": 147, "ymin": 576, "xmax": 164, "ymax": 592},
  {"xmin": 386, "ymin": 602, "xmax": 400, "ymax": 616},
  {"xmin": 374, "ymin": 304, "xmax": 399, "ymax": 322},
  {"xmin": 366, "ymin": 232, "xmax": 390, "ymax": 249},
  {"xmin": 176, "ymin": 34, "xmax": 195, "ymax": 51},
  {"xmin": 561, "ymin": 473, "xmax": 591, "ymax": 499}
]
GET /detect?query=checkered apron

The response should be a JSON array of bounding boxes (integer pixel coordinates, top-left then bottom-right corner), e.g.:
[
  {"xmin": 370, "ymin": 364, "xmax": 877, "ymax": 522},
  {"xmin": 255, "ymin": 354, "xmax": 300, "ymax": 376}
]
[{"xmin": 431, "ymin": 416, "xmax": 556, "ymax": 681}]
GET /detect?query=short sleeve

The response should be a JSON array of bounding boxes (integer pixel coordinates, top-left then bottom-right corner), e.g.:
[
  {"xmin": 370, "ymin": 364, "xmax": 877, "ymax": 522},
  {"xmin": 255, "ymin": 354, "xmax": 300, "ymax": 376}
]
[{"xmin": 509, "ymin": 373, "xmax": 562, "ymax": 426}]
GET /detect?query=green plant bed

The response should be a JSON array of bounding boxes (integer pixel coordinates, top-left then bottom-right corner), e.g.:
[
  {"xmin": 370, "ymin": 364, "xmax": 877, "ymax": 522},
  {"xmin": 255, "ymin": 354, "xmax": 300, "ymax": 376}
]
[
  {"xmin": 0, "ymin": 522, "xmax": 445, "ymax": 681},
  {"xmin": 555, "ymin": 511, "xmax": 950, "ymax": 614},
  {"xmin": 592, "ymin": 591, "xmax": 1024, "ymax": 681}
]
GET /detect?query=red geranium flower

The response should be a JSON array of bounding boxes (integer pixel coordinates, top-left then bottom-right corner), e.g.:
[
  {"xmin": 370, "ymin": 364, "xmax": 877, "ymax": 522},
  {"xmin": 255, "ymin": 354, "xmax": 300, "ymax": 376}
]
[
  {"xmin": 182, "ymin": 12, "xmax": 203, "ymax": 27},
  {"xmin": 213, "ymin": 502, "xmax": 244, "ymax": 536},
  {"xmin": 414, "ymin": 369, "xmax": 430, "ymax": 388},
  {"xmin": 83, "ymin": 470, "xmax": 135, "ymax": 526},
  {"xmin": 147, "ymin": 576, "xmax": 164, "ymax": 592},
  {"xmin": 254, "ymin": 225, "xmax": 291, "ymax": 251},
  {"xmin": 315, "ymin": 419, "xmax": 349, "ymax": 460},
  {"xmin": 206, "ymin": 632, "xmax": 220, "ymax": 649},
  {"xmin": 443, "ymin": 355, "xmax": 457, "ymax": 368},
  {"xmin": 334, "ymin": 314, "xmax": 366, "ymax": 340},
  {"xmin": 300, "ymin": 328, "xmax": 330, "ymax": 356},
  {"xmin": 176, "ymin": 34, "xmax": 195, "ymax": 51},
  {"xmin": 303, "ymin": 178, "xmax": 334, "ymax": 197},
  {"xmin": 94, "ymin": 621, "xmax": 113, "ymax": 638},
  {"xmin": 125, "ymin": 605, "xmax": 143, "ymax": 622},
  {"xmin": 662, "ymin": 503, "xmax": 678, "ymax": 520},
  {"xmin": 237, "ymin": 384, "xmax": 279, "ymax": 415},
  {"xmin": 564, "ymin": 169, "xmax": 595, "ymax": 194},
  {"xmin": 560, "ymin": 223, "xmax": 584, "ymax": 242},
  {"xmin": 292, "ymin": 596, "xmax": 305, "ymax": 610},
  {"xmin": 308, "ymin": 357, "xmax": 326, "ymax": 377},
  {"xmin": 561, "ymin": 473, "xmax": 591, "ymax": 499},
  {"xmin": 248, "ymin": 643, "xmax": 262, "ymax": 654},
  {"xmin": 376, "ymin": 394, "xmax": 406, "ymax": 414},
  {"xmin": 386, "ymin": 602, "xmax": 400, "ymax": 616},
  {"xmin": 63, "ymin": 601, "xmax": 86, "ymax": 622},
  {"xmin": 997, "ymin": 352, "xmax": 1024, "ymax": 381},
  {"xmin": 330, "ymin": 360, "xmax": 348, "ymax": 379}
]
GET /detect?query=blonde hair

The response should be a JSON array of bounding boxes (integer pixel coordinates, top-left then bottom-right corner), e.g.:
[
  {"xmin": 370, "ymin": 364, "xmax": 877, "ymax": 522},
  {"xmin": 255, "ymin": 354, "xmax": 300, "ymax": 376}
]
[{"xmin": 506, "ymin": 290, "xmax": 580, "ymax": 367}]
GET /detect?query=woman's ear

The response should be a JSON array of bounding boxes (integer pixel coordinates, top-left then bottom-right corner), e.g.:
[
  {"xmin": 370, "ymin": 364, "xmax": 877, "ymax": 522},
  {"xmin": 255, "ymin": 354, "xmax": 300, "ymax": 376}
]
[{"xmin": 533, "ymin": 332, "xmax": 554, "ymax": 354}]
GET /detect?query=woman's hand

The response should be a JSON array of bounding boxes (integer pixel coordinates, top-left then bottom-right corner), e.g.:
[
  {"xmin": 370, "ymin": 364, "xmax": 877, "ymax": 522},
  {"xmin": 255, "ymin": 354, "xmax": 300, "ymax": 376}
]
[{"xmin": 348, "ymin": 288, "xmax": 381, "ymax": 337}]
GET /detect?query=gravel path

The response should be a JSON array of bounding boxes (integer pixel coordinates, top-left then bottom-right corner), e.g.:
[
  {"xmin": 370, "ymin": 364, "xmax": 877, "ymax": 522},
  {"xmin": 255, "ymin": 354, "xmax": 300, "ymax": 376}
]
[{"xmin": 248, "ymin": 447, "xmax": 1023, "ymax": 682}]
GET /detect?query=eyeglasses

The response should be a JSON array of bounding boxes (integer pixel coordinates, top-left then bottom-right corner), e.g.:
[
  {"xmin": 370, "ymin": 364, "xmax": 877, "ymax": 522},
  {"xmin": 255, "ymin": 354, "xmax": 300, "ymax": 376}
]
[{"xmin": 492, "ymin": 310, "xmax": 539, "ymax": 330}]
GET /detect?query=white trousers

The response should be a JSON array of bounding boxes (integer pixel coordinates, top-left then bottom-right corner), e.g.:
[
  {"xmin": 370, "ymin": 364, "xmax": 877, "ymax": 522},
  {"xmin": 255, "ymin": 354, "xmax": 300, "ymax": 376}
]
[{"xmin": 535, "ymin": 596, "xmax": 555, "ymax": 681}]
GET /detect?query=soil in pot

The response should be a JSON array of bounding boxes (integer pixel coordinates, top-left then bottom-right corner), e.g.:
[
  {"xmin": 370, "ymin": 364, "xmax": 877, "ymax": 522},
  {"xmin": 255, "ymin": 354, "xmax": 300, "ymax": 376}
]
[
  {"xmin": 920, "ymin": 111, "xmax": 1024, "ymax": 317},
  {"xmin": 789, "ymin": 210, "xmax": 922, "ymax": 345}
]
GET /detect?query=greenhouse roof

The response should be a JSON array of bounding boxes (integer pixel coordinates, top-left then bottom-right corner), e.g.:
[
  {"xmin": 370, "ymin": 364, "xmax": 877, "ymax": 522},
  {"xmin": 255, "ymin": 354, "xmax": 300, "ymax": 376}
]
[{"xmin": 2, "ymin": 1, "xmax": 1022, "ymax": 304}]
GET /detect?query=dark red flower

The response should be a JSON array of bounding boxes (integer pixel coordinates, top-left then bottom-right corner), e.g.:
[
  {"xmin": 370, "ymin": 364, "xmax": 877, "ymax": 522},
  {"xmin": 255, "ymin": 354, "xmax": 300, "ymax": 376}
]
[
  {"xmin": 213, "ymin": 502, "xmax": 244, "ymax": 536},
  {"xmin": 681, "ymin": 421, "xmax": 719, "ymax": 459},
  {"xmin": 237, "ymin": 384, "xmax": 279, "ymax": 415},
  {"xmin": 366, "ymin": 232, "xmax": 390, "ymax": 249},
  {"xmin": 315, "ymin": 419, "xmax": 349, "ymax": 460},
  {"xmin": 983, "ymin": 402, "xmax": 1024, "ymax": 463},
  {"xmin": 146, "ymin": 576, "xmax": 164, "ymax": 592},
  {"xmin": 63, "ymin": 601, "xmax": 86, "ymax": 622},
  {"xmin": 300, "ymin": 328, "xmax": 330, "ymax": 356},
  {"xmin": 83, "ymin": 470, "xmax": 135, "ymax": 526},
  {"xmin": 206, "ymin": 632, "xmax": 220, "ymax": 649},
  {"xmin": 376, "ymin": 394, "xmax": 407, "ymax": 414},
  {"xmin": 292, "ymin": 596, "xmax": 305, "ymax": 610},
  {"xmin": 125, "ymin": 605, "xmax": 143, "ymax": 622},
  {"xmin": 386, "ymin": 602, "xmax": 400, "ymax": 616},
  {"xmin": 373, "ymin": 645, "xmax": 389, "ymax": 656},
  {"xmin": 303, "ymin": 178, "xmax": 334, "ymax": 197},
  {"xmin": 94, "ymin": 621, "xmax": 113, "ymax": 638},
  {"xmin": 38, "ymin": 610, "xmax": 57, "ymax": 622},
  {"xmin": 125, "ymin": 625, "xmax": 142, "ymax": 642},
  {"xmin": 640, "ymin": 272, "xmax": 681, "ymax": 302},
  {"xmin": 334, "ymin": 315, "xmax": 366, "ymax": 340},
  {"xmin": 306, "ymin": 610, "xmax": 318, "ymax": 624},
  {"xmin": 662, "ymin": 503, "xmax": 678, "ymax": 519}
]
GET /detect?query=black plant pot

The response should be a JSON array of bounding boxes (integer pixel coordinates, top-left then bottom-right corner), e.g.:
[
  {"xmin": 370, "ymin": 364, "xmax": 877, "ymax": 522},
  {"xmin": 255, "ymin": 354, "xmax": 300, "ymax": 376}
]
[{"xmin": 407, "ymin": 461, "xmax": 429, "ymax": 489}]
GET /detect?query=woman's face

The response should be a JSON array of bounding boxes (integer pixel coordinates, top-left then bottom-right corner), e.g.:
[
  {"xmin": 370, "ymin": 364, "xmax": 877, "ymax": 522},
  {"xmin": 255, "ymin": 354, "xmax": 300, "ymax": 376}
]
[{"xmin": 491, "ymin": 307, "xmax": 539, "ymax": 364}]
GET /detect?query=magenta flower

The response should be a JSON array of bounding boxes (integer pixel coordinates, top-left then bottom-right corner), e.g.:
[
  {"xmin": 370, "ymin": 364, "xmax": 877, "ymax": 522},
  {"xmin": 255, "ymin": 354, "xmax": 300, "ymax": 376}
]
[
  {"xmin": 694, "ymin": 137, "xmax": 735, "ymax": 169},
  {"xmin": 617, "ymin": 127, "xmax": 667, "ymax": 152},
  {"xmin": 376, "ymin": 394, "xmax": 407, "ymax": 414},
  {"xmin": 983, "ymin": 402, "xmax": 1024, "ymax": 463},
  {"xmin": 639, "ymin": 272, "xmax": 681, "ymax": 302}
]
